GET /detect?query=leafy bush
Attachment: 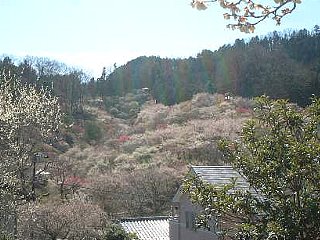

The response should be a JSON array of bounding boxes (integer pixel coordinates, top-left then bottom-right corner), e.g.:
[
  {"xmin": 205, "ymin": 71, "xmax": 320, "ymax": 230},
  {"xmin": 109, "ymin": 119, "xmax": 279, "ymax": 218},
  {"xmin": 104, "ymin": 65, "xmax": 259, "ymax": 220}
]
[
  {"xmin": 0, "ymin": 232, "xmax": 13, "ymax": 240},
  {"xmin": 102, "ymin": 224, "xmax": 138, "ymax": 240},
  {"xmin": 109, "ymin": 107, "xmax": 120, "ymax": 115},
  {"xmin": 133, "ymin": 152, "xmax": 152, "ymax": 164},
  {"xmin": 63, "ymin": 113, "xmax": 74, "ymax": 125},
  {"xmin": 84, "ymin": 121, "xmax": 103, "ymax": 143},
  {"xmin": 103, "ymin": 90, "xmax": 150, "ymax": 120}
]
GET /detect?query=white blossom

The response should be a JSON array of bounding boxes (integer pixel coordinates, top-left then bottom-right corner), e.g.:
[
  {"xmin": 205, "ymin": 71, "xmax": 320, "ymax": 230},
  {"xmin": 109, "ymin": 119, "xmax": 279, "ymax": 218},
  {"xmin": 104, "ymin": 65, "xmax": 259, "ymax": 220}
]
[
  {"xmin": 191, "ymin": 0, "xmax": 208, "ymax": 10},
  {"xmin": 0, "ymin": 73, "xmax": 62, "ymax": 203}
]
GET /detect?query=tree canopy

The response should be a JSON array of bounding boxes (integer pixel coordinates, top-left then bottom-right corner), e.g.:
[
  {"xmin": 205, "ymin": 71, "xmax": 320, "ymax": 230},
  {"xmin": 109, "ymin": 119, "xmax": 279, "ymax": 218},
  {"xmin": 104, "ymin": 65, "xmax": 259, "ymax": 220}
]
[
  {"xmin": 183, "ymin": 96, "xmax": 320, "ymax": 239},
  {"xmin": 102, "ymin": 28, "xmax": 320, "ymax": 106},
  {"xmin": 191, "ymin": 0, "xmax": 302, "ymax": 33},
  {"xmin": 0, "ymin": 72, "xmax": 62, "ymax": 237},
  {"xmin": 1, "ymin": 27, "xmax": 319, "ymax": 107}
]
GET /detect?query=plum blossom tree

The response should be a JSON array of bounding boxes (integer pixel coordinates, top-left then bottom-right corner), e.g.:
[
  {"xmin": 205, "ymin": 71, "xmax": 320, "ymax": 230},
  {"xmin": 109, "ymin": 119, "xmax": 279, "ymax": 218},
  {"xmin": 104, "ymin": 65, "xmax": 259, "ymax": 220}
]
[
  {"xmin": 0, "ymin": 71, "xmax": 62, "ymax": 237},
  {"xmin": 0, "ymin": 72, "xmax": 62, "ymax": 201},
  {"xmin": 191, "ymin": 0, "xmax": 302, "ymax": 33}
]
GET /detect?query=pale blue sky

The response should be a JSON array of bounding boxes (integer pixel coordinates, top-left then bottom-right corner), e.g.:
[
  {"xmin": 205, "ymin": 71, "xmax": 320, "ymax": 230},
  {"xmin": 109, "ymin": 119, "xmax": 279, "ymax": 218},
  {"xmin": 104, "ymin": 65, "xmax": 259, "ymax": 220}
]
[{"xmin": 0, "ymin": 0, "xmax": 319, "ymax": 77}]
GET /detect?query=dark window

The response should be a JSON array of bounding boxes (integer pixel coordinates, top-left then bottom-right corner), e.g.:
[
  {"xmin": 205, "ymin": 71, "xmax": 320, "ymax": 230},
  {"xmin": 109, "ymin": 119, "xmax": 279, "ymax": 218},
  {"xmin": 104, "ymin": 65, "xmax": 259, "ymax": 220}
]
[
  {"xmin": 185, "ymin": 211, "xmax": 196, "ymax": 230},
  {"xmin": 208, "ymin": 216, "xmax": 221, "ymax": 234}
]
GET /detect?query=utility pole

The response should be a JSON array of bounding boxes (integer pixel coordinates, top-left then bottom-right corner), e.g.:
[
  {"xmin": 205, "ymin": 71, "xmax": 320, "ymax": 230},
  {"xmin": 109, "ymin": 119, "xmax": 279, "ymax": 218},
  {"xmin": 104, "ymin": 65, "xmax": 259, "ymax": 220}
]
[{"xmin": 31, "ymin": 153, "xmax": 39, "ymax": 202}]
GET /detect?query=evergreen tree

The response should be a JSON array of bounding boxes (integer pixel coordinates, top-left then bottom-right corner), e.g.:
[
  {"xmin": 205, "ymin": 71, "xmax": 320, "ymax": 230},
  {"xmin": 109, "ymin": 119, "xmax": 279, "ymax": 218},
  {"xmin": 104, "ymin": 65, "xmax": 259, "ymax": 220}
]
[{"xmin": 184, "ymin": 96, "xmax": 320, "ymax": 239}]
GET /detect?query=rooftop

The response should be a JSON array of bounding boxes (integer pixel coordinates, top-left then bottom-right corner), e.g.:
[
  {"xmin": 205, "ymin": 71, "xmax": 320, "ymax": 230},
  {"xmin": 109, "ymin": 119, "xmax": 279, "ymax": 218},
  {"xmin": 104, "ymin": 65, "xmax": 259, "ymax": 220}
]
[
  {"xmin": 120, "ymin": 216, "xmax": 169, "ymax": 240},
  {"xmin": 191, "ymin": 166, "xmax": 260, "ymax": 195}
]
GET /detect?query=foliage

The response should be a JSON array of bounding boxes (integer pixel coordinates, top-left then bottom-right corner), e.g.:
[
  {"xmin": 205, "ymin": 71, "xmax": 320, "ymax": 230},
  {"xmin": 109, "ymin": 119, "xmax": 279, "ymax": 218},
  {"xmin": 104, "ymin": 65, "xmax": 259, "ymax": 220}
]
[
  {"xmin": 183, "ymin": 96, "xmax": 320, "ymax": 239},
  {"xmin": 102, "ymin": 29, "xmax": 320, "ymax": 106},
  {"xmin": 102, "ymin": 224, "xmax": 138, "ymax": 240},
  {"xmin": 102, "ymin": 89, "xmax": 150, "ymax": 120},
  {"xmin": 191, "ymin": 0, "xmax": 302, "ymax": 33},
  {"xmin": 0, "ymin": 56, "xmax": 87, "ymax": 116},
  {"xmin": 1, "ymin": 28, "xmax": 320, "ymax": 107},
  {"xmin": 0, "ymin": 234, "xmax": 13, "ymax": 240},
  {"xmin": 84, "ymin": 120, "xmax": 103, "ymax": 143}
]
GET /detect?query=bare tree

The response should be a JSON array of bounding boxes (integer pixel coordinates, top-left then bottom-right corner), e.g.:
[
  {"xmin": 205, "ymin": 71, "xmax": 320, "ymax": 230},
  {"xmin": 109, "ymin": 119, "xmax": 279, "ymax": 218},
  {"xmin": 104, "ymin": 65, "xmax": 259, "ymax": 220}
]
[
  {"xmin": 89, "ymin": 167, "xmax": 180, "ymax": 217},
  {"xmin": 17, "ymin": 201, "xmax": 107, "ymax": 240}
]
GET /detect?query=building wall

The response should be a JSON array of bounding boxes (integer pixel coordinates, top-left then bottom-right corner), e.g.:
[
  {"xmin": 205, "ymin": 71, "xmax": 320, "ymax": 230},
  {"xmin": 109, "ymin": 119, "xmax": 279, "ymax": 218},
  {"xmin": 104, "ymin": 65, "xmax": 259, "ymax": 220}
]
[{"xmin": 169, "ymin": 194, "xmax": 218, "ymax": 240}]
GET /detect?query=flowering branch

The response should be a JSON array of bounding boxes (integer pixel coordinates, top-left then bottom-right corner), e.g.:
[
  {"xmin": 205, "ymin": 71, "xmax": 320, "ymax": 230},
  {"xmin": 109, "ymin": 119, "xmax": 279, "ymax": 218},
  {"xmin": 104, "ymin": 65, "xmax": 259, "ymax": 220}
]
[{"xmin": 191, "ymin": 0, "xmax": 302, "ymax": 33}]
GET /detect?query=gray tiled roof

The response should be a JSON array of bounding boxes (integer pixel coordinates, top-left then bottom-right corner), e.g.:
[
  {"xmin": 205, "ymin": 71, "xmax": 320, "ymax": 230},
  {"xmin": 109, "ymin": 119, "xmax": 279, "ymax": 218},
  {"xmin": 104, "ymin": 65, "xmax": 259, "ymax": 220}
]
[
  {"xmin": 191, "ymin": 165, "xmax": 252, "ymax": 192},
  {"xmin": 120, "ymin": 216, "xmax": 169, "ymax": 240}
]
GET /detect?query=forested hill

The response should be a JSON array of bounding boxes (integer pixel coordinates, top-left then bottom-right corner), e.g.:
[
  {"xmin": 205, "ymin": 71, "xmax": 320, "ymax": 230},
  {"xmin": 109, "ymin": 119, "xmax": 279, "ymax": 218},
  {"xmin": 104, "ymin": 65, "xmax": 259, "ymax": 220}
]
[
  {"xmin": 99, "ymin": 27, "xmax": 320, "ymax": 106},
  {"xmin": 1, "ymin": 27, "xmax": 319, "ymax": 111}
]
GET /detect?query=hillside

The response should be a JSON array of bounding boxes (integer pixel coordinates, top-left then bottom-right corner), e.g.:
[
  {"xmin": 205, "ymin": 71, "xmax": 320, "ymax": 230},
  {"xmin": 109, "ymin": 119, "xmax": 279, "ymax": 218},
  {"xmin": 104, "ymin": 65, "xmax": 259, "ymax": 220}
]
[
  {"xmin": 57, "ymin": 92, "xmax": 253, "ymax": 217},
  {"xmin": 1, "ymin": 26, "xmax": 319, "ymax": 238}
]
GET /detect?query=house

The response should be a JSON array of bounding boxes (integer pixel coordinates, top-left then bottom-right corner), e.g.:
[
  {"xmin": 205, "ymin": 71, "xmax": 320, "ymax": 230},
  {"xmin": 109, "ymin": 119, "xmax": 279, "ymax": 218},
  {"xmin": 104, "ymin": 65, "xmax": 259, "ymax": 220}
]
[
  {"xmin": 169, "ymin": 165, "xmax": 252, "ymax": 240},
  {"xmin": 120, "ymin": 216, "xmax": 169, "ymax": 240},
  {"xmin": 120, "ymin": 166, "xmax": 252, "ymax": 240}
]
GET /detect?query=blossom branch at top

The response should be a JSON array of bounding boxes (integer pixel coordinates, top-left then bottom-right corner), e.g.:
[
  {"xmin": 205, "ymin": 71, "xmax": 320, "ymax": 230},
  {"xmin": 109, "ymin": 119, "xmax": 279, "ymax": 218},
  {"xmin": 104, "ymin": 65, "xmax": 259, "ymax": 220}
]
[
  {"xmin": 191, "ymin": 0, "xmax": 218, "ymax": 10},
  {"xmin": 191, "ymin": 0, "xmax": 302, "ymax": 33}
]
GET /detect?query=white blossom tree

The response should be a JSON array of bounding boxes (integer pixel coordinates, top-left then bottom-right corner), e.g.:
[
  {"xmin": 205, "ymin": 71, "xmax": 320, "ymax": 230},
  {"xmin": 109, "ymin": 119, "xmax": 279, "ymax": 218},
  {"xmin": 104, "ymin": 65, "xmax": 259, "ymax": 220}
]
[
  {"xmin": 191, "ymin": 0, "xmax": 302, "ymax": 33},
  {"xmin": 0, "ymin": 71, "xmax": 62, "ymax": 237}
]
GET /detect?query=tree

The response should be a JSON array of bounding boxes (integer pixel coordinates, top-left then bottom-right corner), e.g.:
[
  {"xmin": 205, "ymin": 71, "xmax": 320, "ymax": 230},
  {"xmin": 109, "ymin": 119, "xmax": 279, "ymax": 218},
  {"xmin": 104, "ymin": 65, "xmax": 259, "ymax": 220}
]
[
  {"xmin": 191, "ymin": 0, "xmax": 302, "ymax": 33},
  {"xmin": 183, "ymin": 96, "xmax": 320, "ymax": 239},
  {"xmin": 51, "ymin": 156, "xmax": 75, "ymax": 200},
  {"xmin": 89, "ymin": 167, "xmax": 180, "ymax": 217},
  {"xmin": 0, "ymin": 73, "xmax": 62, "ymax": 236},
  {"xmin": 124, "ymin": 167, "xmax": 180, "ymax": 216},
  {"xmin": 18, "ymin": 201, "xmax": 106, "ymax": 240},
  {"xmin": 51, "ymin": 70, "xmax": 86, "ymax": 115},
  {"xmin": 0, "ymin": 73, "xmax": 62, "ymax": 201}
]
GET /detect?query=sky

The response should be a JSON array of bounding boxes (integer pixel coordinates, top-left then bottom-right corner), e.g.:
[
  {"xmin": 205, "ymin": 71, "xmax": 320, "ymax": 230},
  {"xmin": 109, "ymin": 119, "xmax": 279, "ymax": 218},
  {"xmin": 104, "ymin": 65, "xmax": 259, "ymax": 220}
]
[{"xmin": 0, "ymin": 0, "xmax": 319, "ymax": 78}]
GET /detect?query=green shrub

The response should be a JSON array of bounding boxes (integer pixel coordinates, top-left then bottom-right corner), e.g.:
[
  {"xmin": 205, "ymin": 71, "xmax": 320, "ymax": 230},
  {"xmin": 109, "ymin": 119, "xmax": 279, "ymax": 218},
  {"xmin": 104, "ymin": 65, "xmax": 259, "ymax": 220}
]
[
  {"xmin": 109, "ymin": 107, "xmax": 120, "ymax": 115},
  {"xmin": 135, "ymin": 152, "xmax": 152, "ymax": 164},
  {"xmin": 63, "ymin": 113, "xmax": 74, "ymax": 125},
  {"xmin": 0, "ymin": 232, "xmax": 13, "ymax": 240},
  {"xmin": 84, "ymin": 121, "xmax": 102, "ymax": 143},
  {"xmin": 102, "ymin": 224, "xmax": 138, "ymax": 240}
]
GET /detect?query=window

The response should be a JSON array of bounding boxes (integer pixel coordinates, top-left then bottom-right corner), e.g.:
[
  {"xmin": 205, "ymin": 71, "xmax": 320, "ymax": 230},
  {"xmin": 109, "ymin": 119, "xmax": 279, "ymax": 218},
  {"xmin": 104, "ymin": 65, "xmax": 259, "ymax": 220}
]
[
  {"xmin": 208, "ymin": 216, "xmax": 221, "ymax": 234},
  {"xmin": 185, "ymin": 211, "xmax": 196, "ymax": 230},
  {"xmin": 171, "ymin": 205, "xmax": 179, "ymax": 221}
]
